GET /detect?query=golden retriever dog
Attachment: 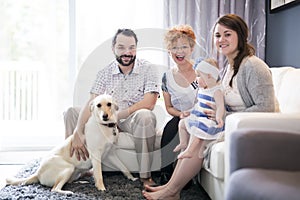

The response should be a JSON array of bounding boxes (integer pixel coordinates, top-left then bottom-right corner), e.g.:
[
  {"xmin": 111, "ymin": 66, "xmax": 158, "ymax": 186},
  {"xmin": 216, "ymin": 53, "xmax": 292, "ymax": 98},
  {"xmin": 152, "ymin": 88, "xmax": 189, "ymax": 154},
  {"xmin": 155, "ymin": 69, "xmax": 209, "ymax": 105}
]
[{"xmin": 5, "ymin": 94, "xmax": 137, "ymax": 194}]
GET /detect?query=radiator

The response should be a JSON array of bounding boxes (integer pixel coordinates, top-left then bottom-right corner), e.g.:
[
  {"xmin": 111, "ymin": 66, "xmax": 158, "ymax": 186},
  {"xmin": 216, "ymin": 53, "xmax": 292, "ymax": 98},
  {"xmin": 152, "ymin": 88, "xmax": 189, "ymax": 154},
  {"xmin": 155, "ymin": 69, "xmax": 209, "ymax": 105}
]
[{"xmin": 0, "ymin": 66, "xmax": 40, "ymax": 120}]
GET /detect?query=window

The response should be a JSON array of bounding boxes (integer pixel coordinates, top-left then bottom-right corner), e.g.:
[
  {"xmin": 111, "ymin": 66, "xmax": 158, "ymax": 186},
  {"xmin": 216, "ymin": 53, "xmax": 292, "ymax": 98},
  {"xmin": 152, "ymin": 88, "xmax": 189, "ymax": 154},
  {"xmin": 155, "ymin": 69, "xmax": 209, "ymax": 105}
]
[
  {"xmin": 0, "ymin": 0, "xmax": 165, "ymax": 151},
  {"xmin": 75, "ymin": 0, "xmax": 165, "ymax": 69},
  {"xmin": 0, "ymin": 0, "xmax": 69, "ymax": 150}
]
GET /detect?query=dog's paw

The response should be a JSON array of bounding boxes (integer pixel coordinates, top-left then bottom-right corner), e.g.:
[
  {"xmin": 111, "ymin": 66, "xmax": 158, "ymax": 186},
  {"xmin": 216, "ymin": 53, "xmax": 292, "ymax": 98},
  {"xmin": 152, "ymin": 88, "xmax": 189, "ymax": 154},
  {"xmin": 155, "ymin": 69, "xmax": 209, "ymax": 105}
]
[
  {"xmin": 51, "ymin": 188, "xmax": 74, "ymax": 195},
  {"xmin": 123, "ymin": 172, "xmax": 138, "ymax": 181},
  {"xmin": 126, "ymin": 174, "xmax": 138, "ymax": 181},
  {"xmin": 96, "ymin": 183, "xmax": 106, "ymax": 191},
  {"xmin": 130, "ymin": 177, "xmax": 138, "ymax": 181}
]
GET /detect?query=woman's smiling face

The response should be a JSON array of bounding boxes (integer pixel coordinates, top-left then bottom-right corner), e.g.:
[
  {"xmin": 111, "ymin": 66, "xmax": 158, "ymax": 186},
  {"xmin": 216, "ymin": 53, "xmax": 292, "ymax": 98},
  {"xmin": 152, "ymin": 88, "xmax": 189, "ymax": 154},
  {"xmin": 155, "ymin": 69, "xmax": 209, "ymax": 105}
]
[
  {"xmin": 169, "ymin": 37, "xmax": 193, "ymax": 65},
  {"xmin": 214, "ymin": 24, "xmax": 239, "ymax": 60}
]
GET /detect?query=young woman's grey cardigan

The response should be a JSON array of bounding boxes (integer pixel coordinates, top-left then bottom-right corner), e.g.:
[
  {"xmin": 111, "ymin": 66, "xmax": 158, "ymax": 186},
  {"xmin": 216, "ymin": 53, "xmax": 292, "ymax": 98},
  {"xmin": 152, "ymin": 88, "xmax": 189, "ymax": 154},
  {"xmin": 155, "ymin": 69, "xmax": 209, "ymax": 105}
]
[{"xmin": 225, "ymin": 56, "xmax": 276, "ymax": 115}]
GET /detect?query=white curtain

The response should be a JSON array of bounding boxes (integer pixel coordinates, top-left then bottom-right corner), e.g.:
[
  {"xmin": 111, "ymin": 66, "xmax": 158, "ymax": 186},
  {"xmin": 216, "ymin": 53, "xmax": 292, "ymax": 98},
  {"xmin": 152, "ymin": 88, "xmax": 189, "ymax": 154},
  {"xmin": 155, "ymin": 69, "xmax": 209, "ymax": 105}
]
[{"xmin": 163, "ymin": 0, "xmax": 266, "ymax": 66}]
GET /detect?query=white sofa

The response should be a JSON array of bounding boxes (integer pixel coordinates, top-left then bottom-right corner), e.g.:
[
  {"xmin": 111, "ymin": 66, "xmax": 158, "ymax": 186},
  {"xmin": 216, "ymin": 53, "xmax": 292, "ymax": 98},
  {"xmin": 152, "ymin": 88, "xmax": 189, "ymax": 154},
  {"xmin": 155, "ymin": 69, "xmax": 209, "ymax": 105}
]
[
  {"xmin": 74, "ymin": 53, "xmax": 300, "ymax": 198},
  {"xmin": 200, "ymin": 66, "xmax": 300, "ymax": 200},
  {"xmin": 73, "ymin": 53, "xmax": 169, "ymax": 172}
]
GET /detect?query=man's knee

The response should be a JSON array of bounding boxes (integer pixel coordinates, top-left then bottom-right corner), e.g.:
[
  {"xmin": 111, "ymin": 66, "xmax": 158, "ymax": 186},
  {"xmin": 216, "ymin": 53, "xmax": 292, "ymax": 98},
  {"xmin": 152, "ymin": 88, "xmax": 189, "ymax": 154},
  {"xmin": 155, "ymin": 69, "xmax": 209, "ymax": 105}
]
[
  {"xmin": 134, "ymin": 109, "xmax": 156, "ymax": 126},
  {"xmin": 131, "ymin": 109, "xmax": 157, "ymax": 139},
  {"xmin": 63, "ymin": 107, "xmax": 80, "ymax": 138},
  {"xmin": 63, "ymin": 107, "xmax": 80, "ymax": 121}
]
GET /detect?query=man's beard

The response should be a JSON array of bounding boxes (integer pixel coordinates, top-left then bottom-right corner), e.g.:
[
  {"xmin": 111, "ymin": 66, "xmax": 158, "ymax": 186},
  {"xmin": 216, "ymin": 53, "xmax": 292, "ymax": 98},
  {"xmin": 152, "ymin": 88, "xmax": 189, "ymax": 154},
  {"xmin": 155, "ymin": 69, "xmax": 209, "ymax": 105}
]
[{"xmin": 116, "ymin": 54, "xmax": 136, "ymax": 66}]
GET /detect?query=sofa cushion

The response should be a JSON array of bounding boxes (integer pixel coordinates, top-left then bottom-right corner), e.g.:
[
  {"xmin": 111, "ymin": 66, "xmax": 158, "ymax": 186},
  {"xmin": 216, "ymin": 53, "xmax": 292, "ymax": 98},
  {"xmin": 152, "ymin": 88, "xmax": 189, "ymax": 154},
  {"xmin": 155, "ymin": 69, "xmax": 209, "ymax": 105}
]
[
  {"xmin": 200, "ymin": 66, "xmax": 300, "ymax": 200},
  {"xmin": 203, "ymin": 141, "xmax": 225, "ymax": 179},
  {"xmin": 226, "ymin": 168, "xmax": 300, "ymax": 200},
  {"xmin": 271, "ymin": 67, "xmax": 300, "ymax": 113}
]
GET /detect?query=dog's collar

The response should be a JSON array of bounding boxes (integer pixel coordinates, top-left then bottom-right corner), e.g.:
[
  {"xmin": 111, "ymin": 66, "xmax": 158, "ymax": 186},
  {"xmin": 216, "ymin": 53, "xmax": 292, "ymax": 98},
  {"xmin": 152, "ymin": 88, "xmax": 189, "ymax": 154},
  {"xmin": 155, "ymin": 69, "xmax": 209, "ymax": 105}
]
[{"xmin": 101, "ymin": 122, "xmax": 117, "ymax": 128}]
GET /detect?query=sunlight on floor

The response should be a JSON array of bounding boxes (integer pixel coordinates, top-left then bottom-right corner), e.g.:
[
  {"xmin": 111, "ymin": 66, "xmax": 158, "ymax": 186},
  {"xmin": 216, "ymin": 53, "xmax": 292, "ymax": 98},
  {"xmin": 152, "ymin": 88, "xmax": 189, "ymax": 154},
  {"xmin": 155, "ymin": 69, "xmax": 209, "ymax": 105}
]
[
  {"xmin": 0, "ymin": 120, "xmax": 65, "ymax": 151},
  {"xmin": 0, "ymin": 165, "xmax": 23, "ymax": 189},
  {"xmin": 0, "ymin": 150, "xmax": 49, "ymax": 189}
]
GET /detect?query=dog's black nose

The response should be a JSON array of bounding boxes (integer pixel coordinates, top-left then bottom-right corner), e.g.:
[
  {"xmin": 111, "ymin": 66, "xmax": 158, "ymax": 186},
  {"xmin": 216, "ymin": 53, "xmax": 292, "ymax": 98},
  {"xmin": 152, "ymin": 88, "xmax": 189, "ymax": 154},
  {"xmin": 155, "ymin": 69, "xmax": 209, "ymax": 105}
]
[{"xmin": 103, "ymin": 113, "xmax": 108, "ymax": 121}]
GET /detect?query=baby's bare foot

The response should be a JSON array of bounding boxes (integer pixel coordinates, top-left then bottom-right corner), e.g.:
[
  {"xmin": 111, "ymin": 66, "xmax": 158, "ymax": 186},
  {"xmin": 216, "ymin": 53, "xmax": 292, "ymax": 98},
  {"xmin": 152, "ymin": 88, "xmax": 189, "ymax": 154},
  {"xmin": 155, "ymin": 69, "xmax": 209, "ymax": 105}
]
[
  {"xmin": 173, "ymin": 144, "xmax": 187, "ymax": 152},
  {"xmin": 177, "ymin": 150, "xmax": 193, "ymax": 159}
]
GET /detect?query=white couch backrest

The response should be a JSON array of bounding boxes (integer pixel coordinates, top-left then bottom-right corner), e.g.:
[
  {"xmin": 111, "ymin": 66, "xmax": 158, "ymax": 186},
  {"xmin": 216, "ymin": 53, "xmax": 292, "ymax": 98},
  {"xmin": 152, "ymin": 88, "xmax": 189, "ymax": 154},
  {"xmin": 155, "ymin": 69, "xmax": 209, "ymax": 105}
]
[
  {"xmin": 270, "ymin": 67, "xmax": 300, "ymax": 113},
  {"xmin": 72, "ymin": 29, "xmax": 170, "ymax": 130},
  {"xmin": 73, "ymin": 28, "xmax": 168, "ymax": 107}
]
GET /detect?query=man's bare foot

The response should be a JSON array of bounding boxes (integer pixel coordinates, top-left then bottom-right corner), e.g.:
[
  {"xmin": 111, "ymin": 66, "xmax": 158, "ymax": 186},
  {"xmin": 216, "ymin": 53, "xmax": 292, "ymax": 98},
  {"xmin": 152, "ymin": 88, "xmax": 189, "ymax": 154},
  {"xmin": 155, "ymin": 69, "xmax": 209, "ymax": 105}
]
[
  {"xmin": 142, "ymin": 187, "xmax": 180, "ymax": 200},
  {"xmin": 173, "ymin": 143, "xmax": 187, "ymax": 152},
  {"xmin": 177, "ymin": 149, "xmax": 193, "ymax": 159},
  {"xmin": 80, "ymin": 169, "xmax": 93, "ymax": 178},
  {"xmin": 140, "ymin": 178, "xmax": 157, "ymax": 188}
]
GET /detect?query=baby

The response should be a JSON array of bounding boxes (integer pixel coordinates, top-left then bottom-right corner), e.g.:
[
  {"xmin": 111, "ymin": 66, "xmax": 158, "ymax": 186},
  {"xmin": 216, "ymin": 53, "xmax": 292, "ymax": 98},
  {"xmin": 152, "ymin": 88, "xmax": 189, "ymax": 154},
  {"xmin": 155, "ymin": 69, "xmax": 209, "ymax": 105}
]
[{"xmin": 174, "ymin": 58, "xmax": 225, "ymax": 159}]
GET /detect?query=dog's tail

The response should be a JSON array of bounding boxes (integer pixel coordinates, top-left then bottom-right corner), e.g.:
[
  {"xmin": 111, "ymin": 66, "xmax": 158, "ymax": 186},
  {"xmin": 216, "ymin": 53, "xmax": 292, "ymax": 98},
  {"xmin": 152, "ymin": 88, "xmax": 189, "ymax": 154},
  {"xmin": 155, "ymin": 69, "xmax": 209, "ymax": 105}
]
[{"xmin": 6, "ymin": 173, "xmax": 39, "ymax": 186}]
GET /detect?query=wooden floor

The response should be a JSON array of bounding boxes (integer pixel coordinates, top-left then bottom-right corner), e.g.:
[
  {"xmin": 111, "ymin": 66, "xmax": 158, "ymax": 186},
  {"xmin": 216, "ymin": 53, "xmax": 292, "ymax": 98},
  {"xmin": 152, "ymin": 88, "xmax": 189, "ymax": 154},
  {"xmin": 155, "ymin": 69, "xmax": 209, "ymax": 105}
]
[{"xmin": 0, "ymin": 150, "xmax": 49, "ymax": 189}]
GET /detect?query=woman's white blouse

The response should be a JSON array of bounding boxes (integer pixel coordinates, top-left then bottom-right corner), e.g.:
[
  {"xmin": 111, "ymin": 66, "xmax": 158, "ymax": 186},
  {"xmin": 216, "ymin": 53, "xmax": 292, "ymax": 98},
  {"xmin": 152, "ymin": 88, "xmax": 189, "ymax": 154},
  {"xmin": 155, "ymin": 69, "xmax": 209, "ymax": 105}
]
[{"xmin": 222, "ymin": 65, "xmax": 246, "ymax": 112}]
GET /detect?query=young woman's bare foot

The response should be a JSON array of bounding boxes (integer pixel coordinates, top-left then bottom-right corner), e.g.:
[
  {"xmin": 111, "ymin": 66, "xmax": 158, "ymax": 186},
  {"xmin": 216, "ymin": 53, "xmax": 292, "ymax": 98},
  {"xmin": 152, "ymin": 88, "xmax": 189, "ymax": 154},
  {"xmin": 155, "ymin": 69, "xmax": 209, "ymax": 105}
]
[
  {"xmin": 144, "ymin": 184, "xmax": 166, "ymax": 192},
  {"xmin": 173, "ymin": 143, "xmax": 187, "ymax": 152},
  {"xmin": 142, "ymin": 187, "xmax": 180, "ymax": 200}
]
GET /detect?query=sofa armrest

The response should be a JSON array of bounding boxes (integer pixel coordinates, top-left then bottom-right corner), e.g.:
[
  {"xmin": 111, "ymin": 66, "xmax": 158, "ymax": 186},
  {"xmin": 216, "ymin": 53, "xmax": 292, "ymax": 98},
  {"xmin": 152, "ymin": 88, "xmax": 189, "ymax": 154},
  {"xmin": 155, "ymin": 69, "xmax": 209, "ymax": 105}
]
[
  {"xmin": 224, "ymin": 112, "xmax": 300, "ymax": 185},
  {"xmin": 229, "ymin": 128, "xmax": 300, "ymax": 174}
]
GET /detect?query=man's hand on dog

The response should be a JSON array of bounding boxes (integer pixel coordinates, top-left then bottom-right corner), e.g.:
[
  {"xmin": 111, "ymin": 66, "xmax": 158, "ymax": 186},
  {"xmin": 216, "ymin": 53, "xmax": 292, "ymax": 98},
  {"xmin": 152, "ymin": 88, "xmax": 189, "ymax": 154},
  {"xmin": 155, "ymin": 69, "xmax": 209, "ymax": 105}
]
[{"xmin": 71, "ymin": 130, "xmax": 89, "ymax": 161}]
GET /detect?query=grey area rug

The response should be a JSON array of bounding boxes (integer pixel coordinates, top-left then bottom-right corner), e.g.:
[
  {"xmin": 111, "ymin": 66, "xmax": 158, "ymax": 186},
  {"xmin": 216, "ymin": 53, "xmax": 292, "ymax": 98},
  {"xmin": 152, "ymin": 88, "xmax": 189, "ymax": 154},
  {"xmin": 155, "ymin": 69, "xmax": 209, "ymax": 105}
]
[{"xmin": 0, "ymin": 159, "xmax": 211, "ymax": 200}]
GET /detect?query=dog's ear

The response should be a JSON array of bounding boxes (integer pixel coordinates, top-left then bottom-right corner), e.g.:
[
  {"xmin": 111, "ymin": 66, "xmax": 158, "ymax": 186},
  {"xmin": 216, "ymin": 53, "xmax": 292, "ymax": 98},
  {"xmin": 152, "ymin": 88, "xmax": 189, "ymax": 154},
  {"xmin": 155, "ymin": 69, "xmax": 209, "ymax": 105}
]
[
  {"xmin": 89, "ymin": 100, "xmax": 94, "ymax": 112},
  {"xmin": 113, "ymin": 101, "xmax": 119, "ymax": 111}
]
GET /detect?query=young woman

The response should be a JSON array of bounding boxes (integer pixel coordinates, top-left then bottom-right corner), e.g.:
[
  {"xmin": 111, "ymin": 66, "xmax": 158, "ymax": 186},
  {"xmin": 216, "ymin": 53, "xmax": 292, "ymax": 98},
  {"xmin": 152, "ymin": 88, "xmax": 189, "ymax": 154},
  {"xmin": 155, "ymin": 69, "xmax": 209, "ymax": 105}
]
[{"xmin": 174, "ymin": 58, "xmax": 225, "ymax": 160}]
